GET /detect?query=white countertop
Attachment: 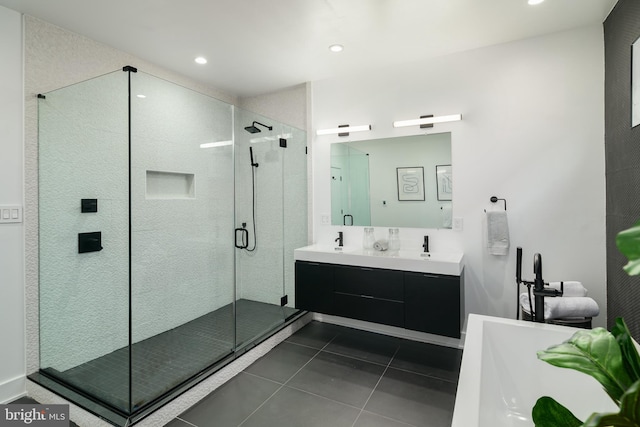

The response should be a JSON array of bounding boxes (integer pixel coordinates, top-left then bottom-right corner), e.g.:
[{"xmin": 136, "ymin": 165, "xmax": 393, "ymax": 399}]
[{"xmin": 294, "ymin": 244, "xmax": 464, "ymax": 276}]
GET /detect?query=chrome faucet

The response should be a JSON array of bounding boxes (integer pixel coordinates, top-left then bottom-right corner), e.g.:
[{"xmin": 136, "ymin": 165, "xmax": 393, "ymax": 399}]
[
  {"xmin": 335, "ymin": 231, "xmax": 344, "ymax": 247},
  {"xmin": 422, "ymin": 235, "xmax": 429, "ymax": 253}
]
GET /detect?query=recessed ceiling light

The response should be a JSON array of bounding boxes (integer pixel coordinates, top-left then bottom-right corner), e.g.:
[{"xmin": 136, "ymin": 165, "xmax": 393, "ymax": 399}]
[
  {"xmin": 136, "ymin": 94, "xmax": 146, "ymax": 99},
  {"xmin": 329, "ymin": 44, "xmax": 344, "ymax": 53},
  {"xmin": 195, "ymin": 56, "xmax": 208, "ymax": 64},
  {"xmin": 528, "ymin": 0, "xmax": 544, "ymax": 5}
]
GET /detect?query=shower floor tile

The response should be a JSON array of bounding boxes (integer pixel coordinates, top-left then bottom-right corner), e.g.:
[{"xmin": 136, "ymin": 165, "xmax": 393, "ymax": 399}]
[
  {"xmin": 175, "ymin": 321, "xmax": 462, "ymax": 427},
  {"xmin": 42, "ymin": 299, "xmax": 296, "ymax": 413}
]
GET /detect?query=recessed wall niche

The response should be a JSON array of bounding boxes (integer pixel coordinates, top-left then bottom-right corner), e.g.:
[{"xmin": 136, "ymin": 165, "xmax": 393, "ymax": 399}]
[{"xmin": 145, "ymin": 170, "xmax": 195, "ymax": 199}]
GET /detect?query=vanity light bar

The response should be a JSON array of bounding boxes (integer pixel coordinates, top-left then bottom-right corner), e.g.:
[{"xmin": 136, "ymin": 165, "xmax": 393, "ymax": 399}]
[
  {"xmin": 393, "ymin": 114, "xmax": 462, "ymax": 128},
  {"xmin": 316, "ymin": 124, "xmax": 371, "ymax": 136}
]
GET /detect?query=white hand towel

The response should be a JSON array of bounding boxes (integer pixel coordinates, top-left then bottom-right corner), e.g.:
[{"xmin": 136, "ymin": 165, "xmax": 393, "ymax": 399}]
[
  {"xmin": 520, "ymin": 293, "xmax": 599, "ymax": 320},
  {"xmin": 373, "ymin": 240, "xmax": 389, "ymax": 252},
  {"xmin": 486, "ymin": 211, "xmax": 510, "ymax": 256},
  {"xmin": 548, "ymin": 281, "xmax": 588, "ymax": 297}
]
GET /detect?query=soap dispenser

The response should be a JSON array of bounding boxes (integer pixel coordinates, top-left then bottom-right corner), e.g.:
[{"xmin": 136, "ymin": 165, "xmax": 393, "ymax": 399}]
[
  {"xmin": 363, "ymin": 228, "xmax": 375, "ymax": 253},
  {"xmin": 388, "ymin": 228, "xmax": 400, "ymax": 252}
]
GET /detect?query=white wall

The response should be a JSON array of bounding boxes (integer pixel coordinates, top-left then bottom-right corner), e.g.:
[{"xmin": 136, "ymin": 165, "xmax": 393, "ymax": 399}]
[
  {"xmin": 312, "ymin": 25, "xmax": 607, "ymax": 330},
  {"xmin": 238, "ymin": 83, "xmax": 307, "ymax": 131},
  {"xmin": 0, "ymin": 5, "xmax": 25, "ymax": 403}
]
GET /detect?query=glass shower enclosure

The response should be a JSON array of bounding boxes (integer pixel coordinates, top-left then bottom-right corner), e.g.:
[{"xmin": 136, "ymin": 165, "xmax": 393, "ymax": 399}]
[{"xmin": 34, "ymin": 67, "xmax": 307, "ymax": 425}]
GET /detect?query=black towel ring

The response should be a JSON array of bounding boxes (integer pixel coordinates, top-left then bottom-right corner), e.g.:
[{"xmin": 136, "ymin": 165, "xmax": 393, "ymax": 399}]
[{"xmin": 485, "ymin": 196, "xmax": 507, "ymax": 212}]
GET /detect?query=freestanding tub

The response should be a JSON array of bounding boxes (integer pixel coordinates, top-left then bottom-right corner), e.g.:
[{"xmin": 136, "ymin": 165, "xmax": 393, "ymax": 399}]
[{"xmin": 452, "ymin": 314, "xmax": 618, "ymax": 427}]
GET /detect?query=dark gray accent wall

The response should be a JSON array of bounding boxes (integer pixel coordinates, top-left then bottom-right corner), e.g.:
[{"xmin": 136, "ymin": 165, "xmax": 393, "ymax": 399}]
[{"xmin": 605, "ymin": 0, "xmax": 640, "ymax": 337}]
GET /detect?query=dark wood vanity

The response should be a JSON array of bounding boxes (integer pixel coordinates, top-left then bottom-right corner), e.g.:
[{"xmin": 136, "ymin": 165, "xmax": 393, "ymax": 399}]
[{"xmin": 295, "ymin": 260, "xmax": 464, "ymax": 338}]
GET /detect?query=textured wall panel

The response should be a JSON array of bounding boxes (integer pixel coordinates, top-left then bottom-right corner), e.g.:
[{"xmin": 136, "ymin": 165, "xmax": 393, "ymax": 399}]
[{"xmin": 604, "ymin": 0, "xmax": 640, "ymax": 337}]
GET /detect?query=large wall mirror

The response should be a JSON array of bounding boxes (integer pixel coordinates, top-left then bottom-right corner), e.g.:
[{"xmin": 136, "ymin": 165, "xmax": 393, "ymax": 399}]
[{"xmin": 330, "ymin": 132, "xmax": 452, "ymax": 228}]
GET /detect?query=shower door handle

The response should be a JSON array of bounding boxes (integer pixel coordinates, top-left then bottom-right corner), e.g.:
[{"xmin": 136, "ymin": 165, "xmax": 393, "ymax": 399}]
[{"xmin": 235, "ymin": 227, "xmax": 248, "ymax": 249}]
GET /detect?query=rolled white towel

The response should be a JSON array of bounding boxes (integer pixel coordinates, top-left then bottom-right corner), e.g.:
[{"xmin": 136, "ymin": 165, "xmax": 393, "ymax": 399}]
[
  {"xmin": 548, "ymin": 281, "xmax": 588, "ymax": 297},
  {"xmin": 520, "ymin": 293, "xmax": 599, "ymax": 320},
  {"xmin": 373, "ymin": 240, "xmax": 389, "ymax": 252}
]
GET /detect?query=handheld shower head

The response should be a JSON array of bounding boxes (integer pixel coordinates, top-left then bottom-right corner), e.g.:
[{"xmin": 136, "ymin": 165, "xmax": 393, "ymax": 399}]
[
  {"xmin": 244, "ymin": 121, "xmax": 272, "ymax": 134},
  {"xmin": 249, "ymin": 146, "xmax": 258, "ymax": 167}
]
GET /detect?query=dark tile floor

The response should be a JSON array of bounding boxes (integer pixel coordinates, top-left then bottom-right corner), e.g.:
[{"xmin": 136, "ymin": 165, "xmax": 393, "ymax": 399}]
[{"xmin": 166, "ymin": 321, "xmax": 462, "ymax": 427}]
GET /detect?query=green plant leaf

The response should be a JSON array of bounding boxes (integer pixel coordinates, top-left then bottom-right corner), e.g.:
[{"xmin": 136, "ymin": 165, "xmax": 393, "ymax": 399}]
[
  {"xmin": 583, "ymin": 380, "xmax": 640, "ymax": 427},
  {"xmin": 616, "ymin": 220, "xmax": 640, "ymax": 276},
  {"xmin": 537, "ymin": 328, "xmax": 633, "ymax": 404},
  {"xmin": 532, "ymin": 396, "xmax": 583, "ymax": 427},
  {"xmin": 612, "ymin": 317, "xmax": 640, "ymax": 383}
]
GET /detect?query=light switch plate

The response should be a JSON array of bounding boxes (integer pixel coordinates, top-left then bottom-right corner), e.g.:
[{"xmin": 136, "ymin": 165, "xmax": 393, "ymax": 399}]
[
  {"xmin": 0, "ymin": 205, "xmax": 22, "ymax": 224},
  {"xmin": 453, "ymin": 217, "xmax": 463, "ymax": 231},
  {"xmin": 321, "ymin": 214, "xmax": 330, "ymax": 225}
]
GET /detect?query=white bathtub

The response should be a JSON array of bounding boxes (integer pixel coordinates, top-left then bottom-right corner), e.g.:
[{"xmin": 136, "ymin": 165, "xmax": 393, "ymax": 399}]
[{"xmin": 452, "ymin": 314, "xmax": 617, "ymax": 427}]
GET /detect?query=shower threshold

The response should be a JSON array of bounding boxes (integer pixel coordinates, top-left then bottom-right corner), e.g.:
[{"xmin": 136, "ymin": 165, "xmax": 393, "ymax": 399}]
[{"xmin": 29, "ymin": 299, "xmax": 303, "ymax": 426}]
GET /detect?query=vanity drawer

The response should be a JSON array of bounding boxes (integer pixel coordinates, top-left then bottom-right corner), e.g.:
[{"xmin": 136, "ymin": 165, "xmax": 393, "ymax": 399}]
[
  {"xmin": 295, "ymin": 261, "xmax": 334, "ymax": 314},
  {"xmin": 334, "ymin": 265, "xmax": 404, "ymax": 301},
  {"xmin": 333, "ymin": 292, "xmax": 404, "ymax": 327},
  {"xmin": 404, "ymin": 272, "xmax": 461, "ymax": 338}
]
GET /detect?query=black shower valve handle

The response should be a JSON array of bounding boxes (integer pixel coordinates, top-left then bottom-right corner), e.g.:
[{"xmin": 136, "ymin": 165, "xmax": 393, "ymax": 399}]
[{"xmin": 234, "ymin": 227, "xmax": 249, "ymax": 249}]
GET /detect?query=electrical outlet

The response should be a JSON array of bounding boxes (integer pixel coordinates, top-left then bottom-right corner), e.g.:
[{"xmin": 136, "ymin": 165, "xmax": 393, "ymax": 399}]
[
  {"xmin": 321, "ymin": 214, "xmax": 330, "ymax": 225},
  {"xmin": 453, "ymin": 217, "xmax": 463, "ymax": 231}
]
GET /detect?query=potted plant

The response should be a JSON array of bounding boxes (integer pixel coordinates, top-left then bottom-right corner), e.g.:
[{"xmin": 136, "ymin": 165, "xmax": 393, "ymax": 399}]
[{"xmin": 532, "ymin": 220, "xmax": 640, "ymax": 426}]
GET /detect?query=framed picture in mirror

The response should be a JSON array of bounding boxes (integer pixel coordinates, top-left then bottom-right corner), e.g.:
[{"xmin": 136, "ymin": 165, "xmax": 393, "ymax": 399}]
[
  {"xmin": 396, "ymin": 167, "xmax": 425, "ymax": 201},
  {"xmin": 633, "ymin": 35, "xmax": 640, "ymax": 128},
  {"xmin": 436, "ymin": 164, "xmax": 452, "ymax": 201}
]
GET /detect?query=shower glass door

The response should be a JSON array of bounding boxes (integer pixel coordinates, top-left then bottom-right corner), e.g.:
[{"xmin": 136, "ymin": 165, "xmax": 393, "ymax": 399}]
[
  {"xmin": 283, "ymin": 125, "xmax": 309, "ymax": 311},
  {"xmin": 129, "ymin": 71, "xmax": 235, "ymax": 411},
  {"xmin": 233, "ymin": 109, "xmax": 307, "ymax": 349}
]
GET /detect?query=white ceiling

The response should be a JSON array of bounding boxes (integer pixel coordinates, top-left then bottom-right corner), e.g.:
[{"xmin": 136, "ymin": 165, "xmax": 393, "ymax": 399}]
[{"xmin": 0, "ymin": 0, "xmax": 617, "ymax": 97}]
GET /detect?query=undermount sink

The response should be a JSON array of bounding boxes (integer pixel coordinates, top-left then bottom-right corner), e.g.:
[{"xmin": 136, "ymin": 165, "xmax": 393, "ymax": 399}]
[{"xmin": 294, "ymin": 244, "xmax": 464, "ymax": 275}]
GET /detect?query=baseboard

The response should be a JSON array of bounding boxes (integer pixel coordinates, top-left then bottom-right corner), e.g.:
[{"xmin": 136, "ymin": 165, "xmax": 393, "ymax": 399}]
[
  {"xmin": 0, "ymin": 374, "xmax": 27, "ymax": 404},
  {"xmin": 313, "ymin": 313, "xmax": 465, "ymax": 349}
]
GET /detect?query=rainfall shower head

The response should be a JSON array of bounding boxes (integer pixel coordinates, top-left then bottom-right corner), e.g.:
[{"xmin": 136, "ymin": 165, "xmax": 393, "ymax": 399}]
[{"xmin": 244, "ymin": 121, "xmax": 273, "ymax": 134}]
